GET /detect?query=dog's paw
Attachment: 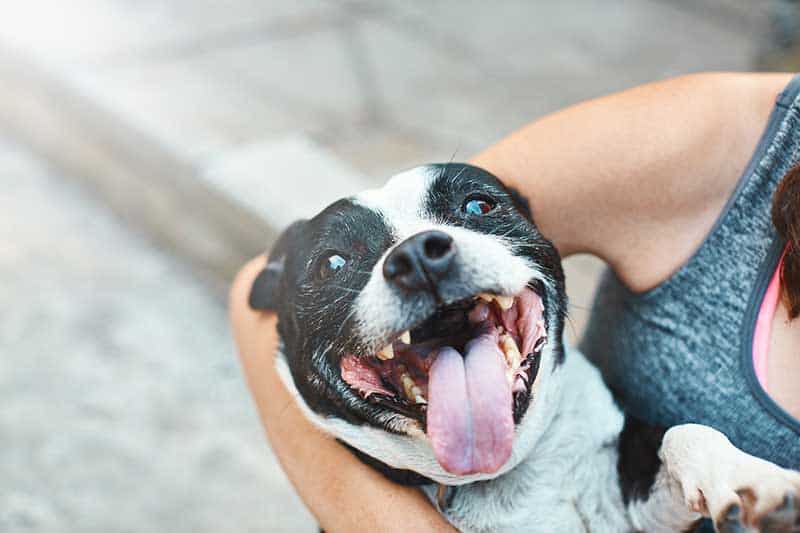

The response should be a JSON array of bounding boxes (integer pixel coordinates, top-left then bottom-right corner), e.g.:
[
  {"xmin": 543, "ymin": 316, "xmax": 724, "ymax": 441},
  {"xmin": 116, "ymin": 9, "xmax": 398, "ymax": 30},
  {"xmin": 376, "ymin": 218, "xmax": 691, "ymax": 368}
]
[
  {"xmin": 660, "ymin": 425, "xmax": 800, "ymax": 532},
  {"xmin": 756, "ymin": 494, "xmax": 800, "ymax": 533},
  {"xmin": 717, "ymin": 494, "xmax": 799, "ymax": 533},
  {"xmin": 688, "ymin": 452, "xmax": 799, "ymax": 532},
  {"xmin": 702, "ymin": 459, "xmax": 800, "ymax": 532}
]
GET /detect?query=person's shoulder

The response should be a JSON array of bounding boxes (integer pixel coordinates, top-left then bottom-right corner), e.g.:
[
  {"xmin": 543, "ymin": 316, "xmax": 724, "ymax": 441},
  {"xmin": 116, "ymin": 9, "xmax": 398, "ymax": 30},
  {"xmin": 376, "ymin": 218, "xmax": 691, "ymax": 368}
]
[
  {"xmin": 623, "ymin": 72, "xmax": 792, "ymax": 127},
  {"xmin": 597, "ymin": 72, "xmax": 793, "ymax": 291},
  {"xmin": 641, "ymin": 71, "xmax": 793, "ymax": 99}
]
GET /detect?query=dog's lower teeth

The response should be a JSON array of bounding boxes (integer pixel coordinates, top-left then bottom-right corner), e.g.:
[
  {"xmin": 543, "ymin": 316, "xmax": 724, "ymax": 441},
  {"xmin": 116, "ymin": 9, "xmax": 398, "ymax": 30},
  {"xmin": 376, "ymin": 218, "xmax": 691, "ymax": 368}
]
[
  {"xmin": 501, "ymin": 335, "xmax": 522, "ymax": 368},
  {"xmin": 533, "ymin": 336, "xmax": 547, "ymax": 353},
  {"xmin": 377, "ymin": 344, "xmax": 394, "ymax": 360},
  {"xmin": 401, "ymin": 372, "xmax": 423, "ymax": 402},
  {"xmin": 501, "ymin": 334, "xmax": 522, "ymax": 385}
]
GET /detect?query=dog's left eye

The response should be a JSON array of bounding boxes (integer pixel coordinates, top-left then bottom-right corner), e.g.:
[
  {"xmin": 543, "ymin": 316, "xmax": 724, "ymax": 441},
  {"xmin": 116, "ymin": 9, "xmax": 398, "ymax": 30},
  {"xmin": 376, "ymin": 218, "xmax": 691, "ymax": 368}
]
[
  {"xmin": 463, "ymin": 195, "xmax": 496, "ymax": 216},
  {"xmin": 318, "ymin": 253, "xmax": 348, "ymax": 279}
]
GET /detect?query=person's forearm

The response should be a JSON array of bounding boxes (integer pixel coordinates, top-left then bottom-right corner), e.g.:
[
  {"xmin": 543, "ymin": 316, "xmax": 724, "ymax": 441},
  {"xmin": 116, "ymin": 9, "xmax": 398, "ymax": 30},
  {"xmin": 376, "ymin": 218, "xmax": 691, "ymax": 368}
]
[{"xmin": 230, "ymin": 257, "xmax": 454, "ymax": 533}]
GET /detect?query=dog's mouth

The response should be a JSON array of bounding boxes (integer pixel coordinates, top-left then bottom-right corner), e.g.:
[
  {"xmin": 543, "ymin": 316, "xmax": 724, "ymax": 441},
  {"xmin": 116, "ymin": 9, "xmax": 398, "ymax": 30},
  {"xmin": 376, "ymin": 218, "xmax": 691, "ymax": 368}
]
[{"xmin": 340, "ymin": 282, "xmax": 548, "ymax": 475}]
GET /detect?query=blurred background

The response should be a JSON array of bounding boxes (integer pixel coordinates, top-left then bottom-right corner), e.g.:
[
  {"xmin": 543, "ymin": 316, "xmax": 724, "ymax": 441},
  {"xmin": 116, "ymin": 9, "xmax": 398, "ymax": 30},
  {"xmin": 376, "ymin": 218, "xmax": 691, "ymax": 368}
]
[{"xmin": 0, "ymin": 1, "xmax": 797, "ymax": 531}]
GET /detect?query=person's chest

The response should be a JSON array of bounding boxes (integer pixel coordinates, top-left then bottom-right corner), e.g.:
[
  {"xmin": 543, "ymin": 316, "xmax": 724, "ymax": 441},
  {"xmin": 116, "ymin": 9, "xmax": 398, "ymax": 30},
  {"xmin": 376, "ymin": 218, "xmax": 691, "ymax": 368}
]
[{"xmin": 767, "ymin": 300, "xmax": 800, "ymax": 420}]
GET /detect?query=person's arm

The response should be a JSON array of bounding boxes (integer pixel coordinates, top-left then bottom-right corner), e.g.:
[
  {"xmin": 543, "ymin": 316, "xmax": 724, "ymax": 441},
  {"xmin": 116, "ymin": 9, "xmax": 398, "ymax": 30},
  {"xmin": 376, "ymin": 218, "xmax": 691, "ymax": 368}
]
[
  {"xmin": 230, "ymin": 257, "xmax": 455, "ymax": 533},
  {"xmin": 230, "ymin": 72, "xmax": 793, "ymax": 531},
  {"xmin": 472, "ymin": 72, "xmax": 792, "ymax": 292}
]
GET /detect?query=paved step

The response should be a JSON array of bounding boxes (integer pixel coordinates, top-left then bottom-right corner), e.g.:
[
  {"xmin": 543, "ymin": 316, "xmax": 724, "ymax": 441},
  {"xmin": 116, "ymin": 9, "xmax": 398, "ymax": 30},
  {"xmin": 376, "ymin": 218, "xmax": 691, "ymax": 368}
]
[
  {"xmin": 0, "ymin": 42, "xmax": 370, "ymax": 293},
  {"xmin": 0, "ymin": 136, "xmax": 315, "ymax": 532},
  {"xmin": 202, "ymin": 135, "xmax": 369, "ymax": 231}
]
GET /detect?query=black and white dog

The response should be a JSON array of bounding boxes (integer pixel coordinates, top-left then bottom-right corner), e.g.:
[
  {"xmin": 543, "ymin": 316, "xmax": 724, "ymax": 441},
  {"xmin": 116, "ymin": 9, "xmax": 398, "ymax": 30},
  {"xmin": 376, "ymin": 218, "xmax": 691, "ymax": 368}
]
[{"xmin": 250, "ymin": 164, "xmax": 800, "ymax": 532}]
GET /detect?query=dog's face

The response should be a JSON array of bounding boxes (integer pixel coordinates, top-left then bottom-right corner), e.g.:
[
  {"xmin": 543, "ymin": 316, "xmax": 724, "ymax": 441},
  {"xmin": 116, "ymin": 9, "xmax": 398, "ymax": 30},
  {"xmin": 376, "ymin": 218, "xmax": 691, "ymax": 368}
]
[{"xmin": 251, "ymin": 164, "xmax": 567, "ymax": 485}]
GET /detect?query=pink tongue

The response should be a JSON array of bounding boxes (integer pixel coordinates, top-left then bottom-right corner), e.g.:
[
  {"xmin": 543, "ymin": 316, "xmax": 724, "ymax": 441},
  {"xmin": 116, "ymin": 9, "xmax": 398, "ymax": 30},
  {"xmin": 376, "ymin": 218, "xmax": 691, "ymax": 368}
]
[{"xmin": 426, "ymin": 330, "xmax": 514, "ymax": 475}]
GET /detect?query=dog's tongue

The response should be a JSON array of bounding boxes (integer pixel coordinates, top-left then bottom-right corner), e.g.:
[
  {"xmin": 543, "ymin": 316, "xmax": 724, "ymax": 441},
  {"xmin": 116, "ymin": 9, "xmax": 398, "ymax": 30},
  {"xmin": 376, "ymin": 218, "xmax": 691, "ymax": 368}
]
[{"xmin": 427, "ymin": 330, "xmax": 514, "ymax": 475}]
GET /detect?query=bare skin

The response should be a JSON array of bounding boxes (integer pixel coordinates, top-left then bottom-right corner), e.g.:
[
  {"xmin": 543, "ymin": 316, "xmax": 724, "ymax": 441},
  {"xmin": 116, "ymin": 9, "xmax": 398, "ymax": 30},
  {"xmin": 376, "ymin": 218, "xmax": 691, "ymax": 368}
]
[
  {"xmin": 229, "ymin": 72, "xmax": 796, "ymax": 532},
  {"xmin": 769, "ymin": 301, "xmax": 800, "ymax": 419}
]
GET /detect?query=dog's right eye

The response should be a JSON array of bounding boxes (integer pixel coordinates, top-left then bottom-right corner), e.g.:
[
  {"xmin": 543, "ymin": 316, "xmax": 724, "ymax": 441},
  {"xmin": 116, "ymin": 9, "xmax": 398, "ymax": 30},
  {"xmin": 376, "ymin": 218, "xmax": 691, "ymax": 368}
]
[
  {"xmin": 318, "ymin": 253, "xmax": 348, "ymax": 280},
  {"xmin": 463, "ymin": 194, "xmax": 496, "ymax": 216}
]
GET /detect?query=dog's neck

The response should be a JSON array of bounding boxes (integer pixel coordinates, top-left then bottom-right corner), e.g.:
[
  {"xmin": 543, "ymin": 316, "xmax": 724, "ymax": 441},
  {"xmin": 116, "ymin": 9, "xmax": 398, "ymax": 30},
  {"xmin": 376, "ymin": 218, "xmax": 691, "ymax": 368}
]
[{"xmin": 426, "ymin": 350, "xmax": 630, "ymax": 531}]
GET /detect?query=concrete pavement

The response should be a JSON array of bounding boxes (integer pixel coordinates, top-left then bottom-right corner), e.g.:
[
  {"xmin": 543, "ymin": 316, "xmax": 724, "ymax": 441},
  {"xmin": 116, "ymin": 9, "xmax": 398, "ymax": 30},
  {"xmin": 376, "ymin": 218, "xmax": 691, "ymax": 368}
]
[{"xmin": 0, "ymin": 136, "xmax": 315, "ymax": 532}]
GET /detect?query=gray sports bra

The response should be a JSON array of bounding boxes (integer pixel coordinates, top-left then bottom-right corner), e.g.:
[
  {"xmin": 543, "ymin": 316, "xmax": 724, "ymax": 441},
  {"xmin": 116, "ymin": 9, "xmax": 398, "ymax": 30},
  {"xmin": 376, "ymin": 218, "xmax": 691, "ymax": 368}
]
[{"xmin": 581, "ymin": 75, "xmax": 800, "ymax": 469}]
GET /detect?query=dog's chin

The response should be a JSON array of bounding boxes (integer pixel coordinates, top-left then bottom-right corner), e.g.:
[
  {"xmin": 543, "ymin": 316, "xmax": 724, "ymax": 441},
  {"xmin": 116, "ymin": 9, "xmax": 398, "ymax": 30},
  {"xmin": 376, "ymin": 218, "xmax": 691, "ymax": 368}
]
[{"xmin": 339, "ymin": 282, "xmax": 550, "ymax": 476}]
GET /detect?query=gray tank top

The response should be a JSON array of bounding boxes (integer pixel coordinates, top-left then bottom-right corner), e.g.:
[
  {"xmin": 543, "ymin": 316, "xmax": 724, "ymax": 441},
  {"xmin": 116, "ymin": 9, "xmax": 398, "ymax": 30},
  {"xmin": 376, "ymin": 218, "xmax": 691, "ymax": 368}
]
[{"xmin": 581, "ymin": 75, "xmax": 800, "ymax": 469}]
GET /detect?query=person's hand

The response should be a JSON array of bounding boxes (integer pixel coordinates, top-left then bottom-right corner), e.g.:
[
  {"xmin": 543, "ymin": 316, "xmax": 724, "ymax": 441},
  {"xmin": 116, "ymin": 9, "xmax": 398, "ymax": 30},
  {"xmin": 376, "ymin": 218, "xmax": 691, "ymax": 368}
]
[{"xmin": 229, "ymin": 256, "xmax": 454, "ymax": 533}]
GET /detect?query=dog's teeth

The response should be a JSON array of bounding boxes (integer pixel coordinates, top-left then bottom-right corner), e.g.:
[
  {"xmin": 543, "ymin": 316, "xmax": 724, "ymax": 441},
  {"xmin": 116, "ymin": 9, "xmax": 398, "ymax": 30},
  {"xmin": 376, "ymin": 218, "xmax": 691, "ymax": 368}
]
[
  {"xmin": 496, "ymin": 296, "xmax": 514, "ymax": 311},
  {"xmin": 398, "ymin": 330, "xmax": 411, "ymax": 344},
  {"xmin": 500, "ymin": 334, "xmax": 522, "ymax": 385},
  {"xmin": 377, "ymin": 344, "xmax": 394, "ymax": 360},
  {"xmin": 400, "ymin": 373, "xmax": 422, "ymax": 402},
  {"xmin": 478, "ymin": 293, "xmax": 495, "ymax": 303},
  {"xmin": 533, "ymin": 335, "xmax": 547, "ymax": 353},
  {"xmin": 501, "ymin": 334, "xmax": 522, "ymax": 369},
  {"xmin": 414, "ymin": 394, "xmax": 427, "ymax": 405}
]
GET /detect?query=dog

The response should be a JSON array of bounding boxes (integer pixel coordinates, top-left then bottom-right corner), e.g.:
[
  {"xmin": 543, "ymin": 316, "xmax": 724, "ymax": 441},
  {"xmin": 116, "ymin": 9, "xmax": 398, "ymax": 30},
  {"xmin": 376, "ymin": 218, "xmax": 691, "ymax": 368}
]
[{"xmin": 249, "ymin": 164, "xmax": 800, "ymax": 532}]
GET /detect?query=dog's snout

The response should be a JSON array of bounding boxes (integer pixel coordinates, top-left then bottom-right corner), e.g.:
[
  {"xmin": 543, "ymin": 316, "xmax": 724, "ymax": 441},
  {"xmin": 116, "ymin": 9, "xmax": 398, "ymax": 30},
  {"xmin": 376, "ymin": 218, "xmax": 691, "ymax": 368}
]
[{"xmin": 383, "ymin": 230, "xmax": 456, "ymax": 291}]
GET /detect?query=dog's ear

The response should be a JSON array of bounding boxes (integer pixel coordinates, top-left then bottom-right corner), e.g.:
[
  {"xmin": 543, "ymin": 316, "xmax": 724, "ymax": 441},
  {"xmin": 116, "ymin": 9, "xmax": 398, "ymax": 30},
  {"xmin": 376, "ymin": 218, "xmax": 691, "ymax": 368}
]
[
  {"xmin": 249, "ymin": 220, "xmax": 307, "ymax": 311},
  {"xmin": 506, "ymin": 185, "xmax": 533, "ymax": 221}
]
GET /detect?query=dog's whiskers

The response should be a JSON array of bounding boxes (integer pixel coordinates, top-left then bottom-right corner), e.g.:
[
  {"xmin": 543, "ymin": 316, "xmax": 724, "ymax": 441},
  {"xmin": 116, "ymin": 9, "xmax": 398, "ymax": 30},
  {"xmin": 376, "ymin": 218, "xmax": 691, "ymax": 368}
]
[
  {"xmin": 329, "ymin": 285, "xmax": 362, "ymax": 294},
  {"xmin": 447, "ymin": 147, "xmax": 460, "ymax": 165},
  {"xmin": 449, "ymin": 163, "xmax": 468, "ymax": 185},
  {"xmin": 494, "ymin": 220, "xmax": 529, "ymax": 240},
  {"xmin": 336, "ymin": 305, "xmax": 361, "ymax": 338},
  {"xmin": 513, "ymin": 243, "xmax": 549, "ymax": 250}
]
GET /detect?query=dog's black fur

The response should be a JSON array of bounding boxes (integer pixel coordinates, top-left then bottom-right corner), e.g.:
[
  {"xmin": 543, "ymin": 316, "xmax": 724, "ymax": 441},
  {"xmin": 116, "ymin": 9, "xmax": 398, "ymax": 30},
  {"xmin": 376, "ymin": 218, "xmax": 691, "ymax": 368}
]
[{"xmin": 251, "ymin": 164, "xmax": 566, "ymax": 428}]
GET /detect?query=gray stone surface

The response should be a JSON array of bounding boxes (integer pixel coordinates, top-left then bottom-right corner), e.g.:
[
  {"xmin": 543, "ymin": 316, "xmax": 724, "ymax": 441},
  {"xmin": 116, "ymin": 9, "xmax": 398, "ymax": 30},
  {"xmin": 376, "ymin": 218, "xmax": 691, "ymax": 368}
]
[
  {"xmin": 201, "ymin": 135, "xmax": 370, "ymax": 230},
  {"xmin": 1, "ymin": 0, "xmax": 769, "ymax": 177},
  {"xmin": 0, "ymin": 136, "xmax": 315, "ymax": 532}
]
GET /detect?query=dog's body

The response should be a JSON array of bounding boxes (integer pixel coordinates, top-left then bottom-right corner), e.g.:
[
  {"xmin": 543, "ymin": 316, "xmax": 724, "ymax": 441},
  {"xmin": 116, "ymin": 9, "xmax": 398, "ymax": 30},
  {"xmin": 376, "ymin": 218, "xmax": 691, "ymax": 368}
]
[{"xmin": 251, "ymin": 164, "xmax": 800, "ymax": 532}]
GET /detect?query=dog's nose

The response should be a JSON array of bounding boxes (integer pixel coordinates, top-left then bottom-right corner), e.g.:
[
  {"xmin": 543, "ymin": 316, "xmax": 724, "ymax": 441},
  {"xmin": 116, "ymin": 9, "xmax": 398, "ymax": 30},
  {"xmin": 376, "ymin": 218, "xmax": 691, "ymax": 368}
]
[{"xmin": 383, "ymin": 230, "xmax": 456, "ymax": 291}]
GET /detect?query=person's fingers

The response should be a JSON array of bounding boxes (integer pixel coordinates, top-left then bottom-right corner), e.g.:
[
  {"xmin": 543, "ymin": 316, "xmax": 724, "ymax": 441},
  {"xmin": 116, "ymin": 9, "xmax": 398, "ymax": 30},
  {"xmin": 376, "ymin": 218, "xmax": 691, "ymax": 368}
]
[
  {"xmin": 229, "ymin": 255, "xmax": 268, "ymax": 331},
  {"xmin": 229, "ymin": 255, "xmax": 278, "ymax": 368}
]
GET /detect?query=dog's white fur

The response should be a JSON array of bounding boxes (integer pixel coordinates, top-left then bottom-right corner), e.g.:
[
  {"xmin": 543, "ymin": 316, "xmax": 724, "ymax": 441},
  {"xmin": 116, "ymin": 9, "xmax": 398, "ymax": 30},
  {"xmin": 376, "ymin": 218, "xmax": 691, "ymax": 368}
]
[
  {"xmin": 279, "ymin": 343, "xmax": 800, "ymax": 532},
  {"xmin": 275, "ymin": 166, "xmax": 800, "ymax": 531},
  {"xmin": 354, "ymin": 167, "xmax": 543, "ymax": 344}
]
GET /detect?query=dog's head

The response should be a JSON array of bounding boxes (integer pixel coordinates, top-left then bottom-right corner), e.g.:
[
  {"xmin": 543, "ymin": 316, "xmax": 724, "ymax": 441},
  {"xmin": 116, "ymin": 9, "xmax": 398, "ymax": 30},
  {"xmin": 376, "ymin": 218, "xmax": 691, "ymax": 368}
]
[{"xmin": 251, "ymin": 164, "xmax": 567, "ymax": 485}]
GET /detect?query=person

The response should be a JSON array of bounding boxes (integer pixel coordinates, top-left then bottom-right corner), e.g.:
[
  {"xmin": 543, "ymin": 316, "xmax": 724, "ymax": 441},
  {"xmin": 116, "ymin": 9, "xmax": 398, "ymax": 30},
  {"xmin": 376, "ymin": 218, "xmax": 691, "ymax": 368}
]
[{"xmin": 229, "ymin": 72, "xmax": 799, "ymax": 532}]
